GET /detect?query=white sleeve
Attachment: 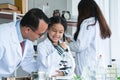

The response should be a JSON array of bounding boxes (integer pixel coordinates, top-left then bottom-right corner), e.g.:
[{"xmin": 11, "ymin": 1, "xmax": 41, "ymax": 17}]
[
  {"xmin": 68, "ymin": 21, "xmax": 95, "ymax": 53},
  {"xmin": 0, "ymin": 45, "xmax": 4, "ymax": 60},
  {"xmin": 36, "ymin": 43, "xmax": 48, "ymax": 70}
]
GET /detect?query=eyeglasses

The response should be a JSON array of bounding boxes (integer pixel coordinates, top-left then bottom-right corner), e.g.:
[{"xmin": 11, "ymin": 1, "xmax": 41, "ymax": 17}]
[
  {"xmin": 28, "ymin": 26, "xmax": 47, "ymax": 38},
  {"xmin": 34, "ymin": 31, "xmax": 47, "ymax": 38}
]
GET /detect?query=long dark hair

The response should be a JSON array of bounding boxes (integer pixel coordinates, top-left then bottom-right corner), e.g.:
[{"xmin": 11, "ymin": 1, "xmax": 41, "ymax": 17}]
[{"xmin": 74, "ymin": 0, "xmax": 111, "ymax": 41}]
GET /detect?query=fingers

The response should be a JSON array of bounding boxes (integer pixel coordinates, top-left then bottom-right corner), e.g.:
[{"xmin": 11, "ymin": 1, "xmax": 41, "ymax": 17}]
[
  {"xmin": 60, "ymin": 42, "xmax": 67, "ymax": 49},
  {"xmin": 51, "ymin": 70, "xmax": 64, "ymax": 77}
]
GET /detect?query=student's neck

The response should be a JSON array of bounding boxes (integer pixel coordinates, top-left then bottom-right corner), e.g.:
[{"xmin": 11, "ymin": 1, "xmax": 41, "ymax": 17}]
[{"xmin": 53, "ymin": 42, "xmax": 59, "ymax": 46}]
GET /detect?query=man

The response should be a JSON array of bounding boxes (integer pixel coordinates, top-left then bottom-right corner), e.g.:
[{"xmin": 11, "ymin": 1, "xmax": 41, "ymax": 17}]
[{"xmin": 0, "ymin": 8, "xmax": 49, "ymax": 79}]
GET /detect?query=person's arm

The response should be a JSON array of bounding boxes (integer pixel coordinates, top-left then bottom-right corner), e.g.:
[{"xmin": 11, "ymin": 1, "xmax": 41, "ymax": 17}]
[
  {"xmin": 36, "ymin": 44, "xmax": 49, "ymax": 70},
  {"xmin": 68, "ymin": 21, "xmax": 95, "ymax": 53},
  {"xmin": 51, "ymin": 70, "xmax": 64, "ymax": 77},
  {"xmin": 0, "ymin": 45, "xmax": 4, "ymax": 60}
]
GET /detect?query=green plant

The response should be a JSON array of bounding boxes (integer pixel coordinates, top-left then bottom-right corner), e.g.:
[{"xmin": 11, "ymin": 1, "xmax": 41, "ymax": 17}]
[
  {"xmin": 117, "ymin": 77, "xmax": 120, "ymax": 80},
  {"xmin": 73, "ymin": 76, "xmax": 82, "ymax": 80}
]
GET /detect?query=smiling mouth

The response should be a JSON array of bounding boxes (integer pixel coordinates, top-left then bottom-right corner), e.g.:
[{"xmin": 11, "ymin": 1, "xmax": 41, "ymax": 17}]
[
  {"xmin": 52, "ymin": 37, "xmax": 59, "ymax": 41},
  {"xmin": 53, "ymin": 38, "xmax": 59, "ymax": 40},
  {"xmin": 53, "ymin": 36, "xmax": 59, "ymax": 39}
]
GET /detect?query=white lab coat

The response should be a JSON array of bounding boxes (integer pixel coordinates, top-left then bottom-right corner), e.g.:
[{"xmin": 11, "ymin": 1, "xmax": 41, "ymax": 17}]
[
  {"xmin": 0, "ymin": 21, "xmax": 37, "ymax": 78},
  {"xmin": 36, "ymin": 37, "xmax": 75, "ymax": 77},
  {"xmin": 68, "ymin": 17, "xmax": 105, "ymax": 76}
]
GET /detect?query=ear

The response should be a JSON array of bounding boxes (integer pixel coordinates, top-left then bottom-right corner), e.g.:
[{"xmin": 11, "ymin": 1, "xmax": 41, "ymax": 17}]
[{"xmin": 25, "ymin": 27, "xmax": 31, "ymax": 33}]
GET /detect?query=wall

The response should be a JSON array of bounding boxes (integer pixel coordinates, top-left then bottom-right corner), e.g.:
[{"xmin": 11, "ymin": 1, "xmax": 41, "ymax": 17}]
[
  {"xmin": 28, "ymin": 0, "xmax": 67, "ymax": 17},
  {"xmin": 0, "ymin": 0, "xmax": 14, "ymax": 4},
  {"xmin": 110, "ymin": 0, "xmax": 120, "ymax": 67},
  {"xmin": 0, "ymin": 0, "xmax": 67, "ymax": 18},
  {"xmin": 0, "ymin": 0, "xmax": 14, "ymax": 23},
  {"xmin": 67, "ymin": 0, "xmax": 78, "ymax": 20}
]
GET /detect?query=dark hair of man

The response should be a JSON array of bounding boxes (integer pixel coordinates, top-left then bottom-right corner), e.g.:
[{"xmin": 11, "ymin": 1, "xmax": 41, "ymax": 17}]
[
  {"xmin": 74, "ymin": 0, "xmax": 111, "ymax": 41},
  {"xmin": 48, "ymin": 16, "xmax": 67, "ymax": 41},
  {"xmin": 20, "ymin": 8, "xmax": 49, "ymax": 32}
]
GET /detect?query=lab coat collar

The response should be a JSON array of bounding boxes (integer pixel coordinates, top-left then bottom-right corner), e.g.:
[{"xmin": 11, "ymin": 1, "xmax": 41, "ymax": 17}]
[
  {"xmin": 9, "ymin": 21, "xmax": 23, "ymax": 58},
  {"xmin": 15, "ymin": 20, "xmax": 27, "ymax": 58},
  {"xmin": 15, "ymin": 20, "xmax": 24, "ymax": 43}
]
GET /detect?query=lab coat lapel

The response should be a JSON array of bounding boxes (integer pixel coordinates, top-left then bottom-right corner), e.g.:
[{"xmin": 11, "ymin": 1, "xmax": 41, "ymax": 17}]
[
  {"xmin": 10, "ymin": 24, "xmax": 23, "ymax": 58},
  {"xmin": 22, "ymin": 41, "xmax": 27, "ymax": 59}
]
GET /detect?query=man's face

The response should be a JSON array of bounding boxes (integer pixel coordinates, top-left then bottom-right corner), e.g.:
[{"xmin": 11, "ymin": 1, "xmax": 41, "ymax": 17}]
[{"xmin": 27, "ymin": 19, "xmax": 48, "ymax": 41}]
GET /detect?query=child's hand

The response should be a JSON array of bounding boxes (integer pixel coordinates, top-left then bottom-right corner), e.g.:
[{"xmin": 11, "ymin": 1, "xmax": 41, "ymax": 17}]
[
  {"xmin": 60, "ymin": 42, "xmax": 67, "ymax": 50},
  {"xmin": 51, "ymin": 70, "xmax": 64, "ymax": 77},
  {"xmin": 66, "ymin": 37, "xmax": 72, "ymax": 43}
]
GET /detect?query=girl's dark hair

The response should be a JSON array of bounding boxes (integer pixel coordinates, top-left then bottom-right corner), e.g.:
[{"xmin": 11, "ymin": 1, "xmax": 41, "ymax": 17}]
[
  {"xmin": 74, "ymin": 0, "xmax": 111, "ymax": 41},
  {"xmin": 48, "ymin": 16, "xmax": 67, "ymax": 41},
  {"xmin": 20, "ymin": 8, "xmax": 49, "ymax": 32}
]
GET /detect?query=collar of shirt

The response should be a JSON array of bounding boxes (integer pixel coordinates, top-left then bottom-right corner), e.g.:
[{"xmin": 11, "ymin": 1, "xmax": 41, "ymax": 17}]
[{"xmin": 15, "ymin": 19, "xmax": 25, "ymax": 43}]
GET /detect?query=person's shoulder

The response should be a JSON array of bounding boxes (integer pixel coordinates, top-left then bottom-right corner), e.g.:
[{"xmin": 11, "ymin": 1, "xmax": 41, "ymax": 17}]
[
  {"xmin": 37, "ymin": 38, "xmax": 55, "ymax": 54},
  {"xmin": 83, "ymin": 17, "xmax": 95, "ymax": 24},
  {"xmin": 0, "ymin": 21, "xmax": 16, "ymax": 40},
  {"xmin": 80, "ymin": 17, "xmax": 96, "ymax": 29},
  {"xmin": 0, "ymin": 21, "xmax": 15, "ymax": 29},
  {"xmin": 38, "ymin": 38, "xmax": 51, "ymax": 48}
]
